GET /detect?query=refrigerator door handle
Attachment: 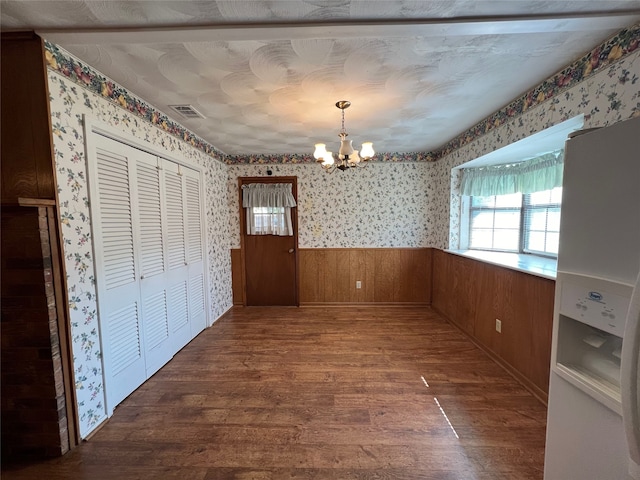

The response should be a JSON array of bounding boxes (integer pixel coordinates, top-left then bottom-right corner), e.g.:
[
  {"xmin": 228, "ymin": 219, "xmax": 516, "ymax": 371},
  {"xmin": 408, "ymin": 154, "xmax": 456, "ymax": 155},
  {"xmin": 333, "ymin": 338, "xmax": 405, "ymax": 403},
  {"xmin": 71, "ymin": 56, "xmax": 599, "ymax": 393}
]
[{"xmin": 622, "ymin": 269, "xmax": 640, "ymax": 479}]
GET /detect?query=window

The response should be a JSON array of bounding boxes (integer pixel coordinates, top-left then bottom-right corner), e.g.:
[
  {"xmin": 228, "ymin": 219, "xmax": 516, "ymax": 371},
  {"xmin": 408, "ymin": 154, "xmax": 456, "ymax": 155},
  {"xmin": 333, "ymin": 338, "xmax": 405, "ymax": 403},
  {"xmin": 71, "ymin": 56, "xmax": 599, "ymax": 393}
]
[
  {"xmin": 469, "ymin": 193, "xmax": 522, "ymax": 251},
  {"xmin": 464, "ymin": 187, "xmax": 562, "ymax": 257},
  {"xmin": 248, "ymin": 206, "xmax": 288, "ymax": 235},
  {"xmin": 523, "ymin": 187, "xmax": 561, "ymax": 256},
  {"xmin": 242, "ymin": 182, "xmax": 297, "ymax": 236}
]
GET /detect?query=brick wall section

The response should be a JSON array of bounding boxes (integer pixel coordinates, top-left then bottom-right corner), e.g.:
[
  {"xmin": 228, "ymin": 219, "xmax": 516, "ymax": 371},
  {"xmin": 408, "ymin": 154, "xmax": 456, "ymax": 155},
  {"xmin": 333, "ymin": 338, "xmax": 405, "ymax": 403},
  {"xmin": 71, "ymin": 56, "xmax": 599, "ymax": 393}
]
[{"xmin": 1, "ymin": 206, "xmax": 69, "ymax": 458}]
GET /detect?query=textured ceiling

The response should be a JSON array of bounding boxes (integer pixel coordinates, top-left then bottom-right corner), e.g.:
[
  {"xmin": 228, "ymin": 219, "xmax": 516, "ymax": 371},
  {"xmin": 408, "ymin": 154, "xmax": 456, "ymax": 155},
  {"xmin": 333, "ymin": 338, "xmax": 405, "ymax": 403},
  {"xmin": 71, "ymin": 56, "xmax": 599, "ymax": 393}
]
[{"xmin": 2, "ymin": 1, "xmax": 640, "ymax": 156}]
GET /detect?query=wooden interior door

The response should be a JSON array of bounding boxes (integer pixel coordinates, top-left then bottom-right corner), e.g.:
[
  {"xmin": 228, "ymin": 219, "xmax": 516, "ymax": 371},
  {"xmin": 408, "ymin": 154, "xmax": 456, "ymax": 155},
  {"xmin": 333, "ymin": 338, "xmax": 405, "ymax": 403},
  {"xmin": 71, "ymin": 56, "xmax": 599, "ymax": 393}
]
[{"xmin": 240, "ymin": 177, "xmax": 299, "ymax": 306}]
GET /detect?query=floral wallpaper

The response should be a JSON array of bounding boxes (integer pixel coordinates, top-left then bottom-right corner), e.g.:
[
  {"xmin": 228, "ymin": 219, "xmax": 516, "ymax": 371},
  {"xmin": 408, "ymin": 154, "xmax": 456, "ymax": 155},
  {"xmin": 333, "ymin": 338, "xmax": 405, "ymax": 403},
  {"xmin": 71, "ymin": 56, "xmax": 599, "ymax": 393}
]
[
  {"xmin": 227, "ymin": 162, "xmax": 436, "ymax": 249},
  {"xmin": 436, "ymin": 46, "xmax": 640, "ymax": 250},
  {"xmin": 47, "ymin": 66, "xmax": 232, "ymax": 438}
]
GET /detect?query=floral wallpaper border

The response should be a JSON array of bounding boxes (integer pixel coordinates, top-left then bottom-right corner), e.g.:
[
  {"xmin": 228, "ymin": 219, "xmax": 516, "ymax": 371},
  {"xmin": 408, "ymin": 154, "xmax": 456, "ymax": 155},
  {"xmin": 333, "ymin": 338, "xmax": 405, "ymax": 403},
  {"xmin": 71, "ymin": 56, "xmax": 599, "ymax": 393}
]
[
  {"xmin": 44, "ymin": 23, "xmax": 639, "ymax": 167},
  {"xmin": 224, "ymin": 151, "xmax": 436, "ymax": 164}
]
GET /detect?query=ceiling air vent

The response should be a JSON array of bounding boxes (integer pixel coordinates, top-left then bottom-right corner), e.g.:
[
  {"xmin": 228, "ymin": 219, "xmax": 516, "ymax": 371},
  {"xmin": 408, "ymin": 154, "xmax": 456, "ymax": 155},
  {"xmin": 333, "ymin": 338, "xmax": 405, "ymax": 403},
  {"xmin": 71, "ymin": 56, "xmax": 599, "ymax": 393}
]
[{"xmin": 169, "ymin": 104, "xmax": 205, "ymax": 119}]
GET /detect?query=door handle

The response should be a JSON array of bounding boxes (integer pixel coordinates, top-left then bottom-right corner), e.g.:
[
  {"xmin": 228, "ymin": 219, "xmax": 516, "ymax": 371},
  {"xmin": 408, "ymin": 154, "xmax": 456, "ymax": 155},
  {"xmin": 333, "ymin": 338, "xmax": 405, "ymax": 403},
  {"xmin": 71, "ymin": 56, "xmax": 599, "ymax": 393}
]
[{"xmin": 288, "ymin": 248, "xmax": 295, "ymax": 253}]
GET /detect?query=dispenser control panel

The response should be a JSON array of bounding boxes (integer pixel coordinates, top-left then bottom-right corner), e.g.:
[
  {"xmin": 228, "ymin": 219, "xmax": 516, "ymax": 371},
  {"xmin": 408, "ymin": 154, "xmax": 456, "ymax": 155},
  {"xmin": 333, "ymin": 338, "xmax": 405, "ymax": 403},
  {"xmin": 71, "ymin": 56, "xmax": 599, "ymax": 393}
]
[{"xmin": 559, "ymin": 279, "xmax": 631, "ymax": 337}]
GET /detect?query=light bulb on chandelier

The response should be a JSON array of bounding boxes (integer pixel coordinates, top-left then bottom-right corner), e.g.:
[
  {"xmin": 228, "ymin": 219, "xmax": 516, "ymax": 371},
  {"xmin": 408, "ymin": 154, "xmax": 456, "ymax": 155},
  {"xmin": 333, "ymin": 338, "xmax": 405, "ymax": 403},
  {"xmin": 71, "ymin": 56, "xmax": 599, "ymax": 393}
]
[{"xmin": 313, "ymin": 100, "xmax": 374, "ymax": 172}]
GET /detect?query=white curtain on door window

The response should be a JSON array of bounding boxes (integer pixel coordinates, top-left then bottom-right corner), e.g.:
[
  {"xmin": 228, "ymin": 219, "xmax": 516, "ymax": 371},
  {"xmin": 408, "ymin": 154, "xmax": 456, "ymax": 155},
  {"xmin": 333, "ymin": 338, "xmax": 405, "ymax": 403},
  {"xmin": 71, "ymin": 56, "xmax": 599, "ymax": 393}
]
[{"xmin": 242, "ymin": 183, "xmax": 297, "ymax": 236}]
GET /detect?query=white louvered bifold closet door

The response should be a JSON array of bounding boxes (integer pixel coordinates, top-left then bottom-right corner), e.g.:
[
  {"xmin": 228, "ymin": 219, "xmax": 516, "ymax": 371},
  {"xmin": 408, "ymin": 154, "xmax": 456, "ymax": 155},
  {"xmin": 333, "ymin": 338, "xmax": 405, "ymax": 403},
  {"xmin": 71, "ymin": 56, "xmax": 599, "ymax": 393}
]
[
  {"xmin": 88, "ymin": 132, "xmax": 209, "ymax": 415},
  {"xmin": 89, "ymin": 134, "xmax": 147, "ymax": 411},
  {"xmin": 135, "ymin": 153, "xmax": 172, "ymax": 377},
  {"xmin": 162, "ymin": 161, "xmax": 192, "ymax": 353},
  {"xmin": 184, "ymin": 166, "xmax": 207, "ymax": 337}
]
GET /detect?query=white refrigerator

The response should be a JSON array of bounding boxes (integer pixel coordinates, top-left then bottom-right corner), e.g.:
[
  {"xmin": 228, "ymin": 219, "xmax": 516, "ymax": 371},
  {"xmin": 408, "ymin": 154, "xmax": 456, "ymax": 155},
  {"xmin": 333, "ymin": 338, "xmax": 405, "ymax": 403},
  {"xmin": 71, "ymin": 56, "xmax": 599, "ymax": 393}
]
[{"xmin": 544, "ymin": 116, "xmax": 640, "ymax": 480}]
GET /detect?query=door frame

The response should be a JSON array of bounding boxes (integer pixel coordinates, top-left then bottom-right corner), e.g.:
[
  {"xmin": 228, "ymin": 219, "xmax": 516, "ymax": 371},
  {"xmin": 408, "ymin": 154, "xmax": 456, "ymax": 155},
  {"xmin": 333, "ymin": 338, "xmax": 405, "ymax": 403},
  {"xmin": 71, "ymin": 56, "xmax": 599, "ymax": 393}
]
[{"xmin": 238, "ymin": 176, "xmax": 299, "ymax": 306}]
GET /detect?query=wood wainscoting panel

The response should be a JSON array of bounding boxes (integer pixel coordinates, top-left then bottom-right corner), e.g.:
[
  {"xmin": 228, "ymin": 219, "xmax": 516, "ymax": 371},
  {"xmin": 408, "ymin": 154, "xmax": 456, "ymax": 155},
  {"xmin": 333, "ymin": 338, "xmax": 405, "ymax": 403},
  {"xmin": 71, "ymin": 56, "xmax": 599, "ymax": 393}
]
[
  {"xmin": 348, "ymin": 249, "xmax": 368, "ymax": 302},
  {"xmin": 233, "ymin": 248, "xmax": 432, "ymax": 305},
  {"xmin": 372, "ymin": 249, "xmax": 395, "ymax": 303},
  {"xmin": 299, "ymin": 248, "xmax": 325, "ymax": 304},
  {"xmin": 396, "ymin": 249, "xmax": 431, "ymax": 303},
  {"xmin": 433, "ymin": 252, "xmax": 480, "ymax": 336},
  {"xmin": 231, "ymin": 249, "xmax": 244, "ymax": 305},
  {"xmin": 301, "ymin": 248, "xmax": 432, "ymax": 305},
  {"xmin": 1, "ymin": 33, "xmax": 57, "ymax": 205},
  {"xmin": 518, "ymin": 272, "xmax": 555, "ymax": 391},
  {"xmin": 473, "ymin": 264, "xmax": 502, "ymax": 356},
  {"xmin": 324, "ymin": 249, "xmax": 351, "ymax": 303},
  {"xmin": 432, "ymin": 249, "xmax": 554, "ymax": 402}
]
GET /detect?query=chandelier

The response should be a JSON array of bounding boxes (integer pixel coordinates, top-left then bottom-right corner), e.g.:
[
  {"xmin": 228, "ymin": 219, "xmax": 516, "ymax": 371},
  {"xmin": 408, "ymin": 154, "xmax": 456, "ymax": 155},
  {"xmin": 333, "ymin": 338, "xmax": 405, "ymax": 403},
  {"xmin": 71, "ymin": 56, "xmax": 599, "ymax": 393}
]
[{"xmin": 313, "ymin": 100, "xmax": 375, "ymax": 172}]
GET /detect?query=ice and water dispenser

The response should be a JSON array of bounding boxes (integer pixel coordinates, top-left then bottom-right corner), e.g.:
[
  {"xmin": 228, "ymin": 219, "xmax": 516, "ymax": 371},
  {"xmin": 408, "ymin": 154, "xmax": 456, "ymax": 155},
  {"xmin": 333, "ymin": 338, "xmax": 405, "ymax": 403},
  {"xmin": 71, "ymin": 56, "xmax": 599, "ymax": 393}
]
[{"xmin": 553, "ymin": 272, "xmax": 633, "ymax": 414}]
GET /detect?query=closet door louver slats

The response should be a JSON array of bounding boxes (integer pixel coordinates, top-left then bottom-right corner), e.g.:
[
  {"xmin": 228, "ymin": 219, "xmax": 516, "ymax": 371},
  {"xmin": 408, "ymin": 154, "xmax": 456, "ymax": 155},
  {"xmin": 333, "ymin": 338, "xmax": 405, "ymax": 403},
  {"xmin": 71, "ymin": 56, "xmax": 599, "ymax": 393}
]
[
  {"xmin": 109, "ymin": 303, "xmax": 142, "ymax": 375},
  {"xmin": 190, "ymin": 274, "xmax": 205, "ymax": 318},
  {"xmin": 143, "ymin": 291, "xmax": 169, "ymax": 350},
  {"xmin": 165, "ymin": 173, "xmax": 186, "ymax": 270},
  {"xmin": 169, "ymin": 281, "xmax": 189, "ymax": 332},
  {"xmin": 136, "ymin": 161, "xmax": 165, "ymax": 279},
  {"xmin": 96, "ymin": 148, "xmax": 135, "ymax": 290},
  {"xmin": 186, "ymin": 176, "xmax": 203, "ymax": 263}
]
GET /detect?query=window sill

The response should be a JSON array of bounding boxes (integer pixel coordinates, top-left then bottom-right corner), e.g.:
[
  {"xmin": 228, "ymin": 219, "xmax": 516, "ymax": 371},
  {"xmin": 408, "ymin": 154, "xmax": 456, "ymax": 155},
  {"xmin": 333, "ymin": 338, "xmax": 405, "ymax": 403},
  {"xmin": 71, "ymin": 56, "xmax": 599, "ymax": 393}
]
[{"xmin": 445, "ymin": 249, "xmax": 557, "ymax": 280}]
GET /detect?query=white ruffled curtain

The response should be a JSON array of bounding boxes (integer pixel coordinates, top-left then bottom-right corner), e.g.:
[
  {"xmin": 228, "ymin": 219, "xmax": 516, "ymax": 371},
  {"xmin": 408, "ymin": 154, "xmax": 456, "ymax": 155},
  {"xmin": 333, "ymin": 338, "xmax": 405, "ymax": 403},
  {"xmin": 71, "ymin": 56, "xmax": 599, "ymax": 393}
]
[
  {"xmin": 460, "ymin": 150, "xmax": 564, "ymax": 196},
  {"xmin": 242, "ymin": 183, "xmax": 297, "ymax": 236}
]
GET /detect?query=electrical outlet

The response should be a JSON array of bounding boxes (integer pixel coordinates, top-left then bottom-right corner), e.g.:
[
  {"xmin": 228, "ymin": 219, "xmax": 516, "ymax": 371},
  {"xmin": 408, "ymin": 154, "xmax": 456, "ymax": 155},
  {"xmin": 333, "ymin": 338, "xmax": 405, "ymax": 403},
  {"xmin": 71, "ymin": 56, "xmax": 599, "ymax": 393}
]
[
  {"xmin": 356, "ymin": 281, "xmax": 362, "ymax": 289},
  {"xmin": 495, "ymin": 319, "xmax": 502, "ymax": 333}
]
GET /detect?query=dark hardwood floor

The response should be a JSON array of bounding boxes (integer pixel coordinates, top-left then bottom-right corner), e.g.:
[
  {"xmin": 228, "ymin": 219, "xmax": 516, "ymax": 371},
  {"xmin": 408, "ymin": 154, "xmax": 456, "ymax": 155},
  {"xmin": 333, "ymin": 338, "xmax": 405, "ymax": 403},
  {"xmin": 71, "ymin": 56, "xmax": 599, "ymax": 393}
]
[{"xmin": 4, "ymin": 306, "xmax": 548, "ymax": 479}]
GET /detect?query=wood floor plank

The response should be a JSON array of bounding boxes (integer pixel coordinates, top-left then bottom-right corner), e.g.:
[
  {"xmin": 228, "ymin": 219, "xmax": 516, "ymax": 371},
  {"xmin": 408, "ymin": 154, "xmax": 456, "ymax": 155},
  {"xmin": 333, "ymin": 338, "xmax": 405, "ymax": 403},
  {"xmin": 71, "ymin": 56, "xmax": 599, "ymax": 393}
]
[{"xmin": 2, "ymin": 306, "xmax": 547, "ymax": 479}]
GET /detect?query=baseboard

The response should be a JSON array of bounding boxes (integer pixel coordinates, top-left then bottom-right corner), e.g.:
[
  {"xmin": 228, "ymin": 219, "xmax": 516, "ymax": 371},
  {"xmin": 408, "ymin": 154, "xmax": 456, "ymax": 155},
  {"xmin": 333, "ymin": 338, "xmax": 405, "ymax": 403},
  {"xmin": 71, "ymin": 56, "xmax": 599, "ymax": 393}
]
[
  {"xmin": 211, "ymin": 305, "xmax": 234, "ymax": 324},
  {"xmin": 300, "ymin": 302, "xmax": 431, "ymax": 307},
  {"xmin": 432, "ymin": 306, "xmax": 548, "ymax": 406},
  {"xmin": 83, "ymin": 417, "xmax": 109, "ymax": 441}
]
